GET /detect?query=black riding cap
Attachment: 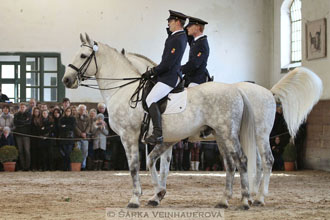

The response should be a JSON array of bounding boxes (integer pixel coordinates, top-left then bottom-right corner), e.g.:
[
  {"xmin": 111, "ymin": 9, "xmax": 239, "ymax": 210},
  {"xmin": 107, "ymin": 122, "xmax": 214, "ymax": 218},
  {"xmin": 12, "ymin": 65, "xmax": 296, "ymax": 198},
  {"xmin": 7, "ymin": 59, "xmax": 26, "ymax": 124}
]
[
  {"xmin": 186, "ymin": 16, "xmax": 208, "ymax": 27},
  {"xmin": 167, "ymin": 10, "xmax": 187, "ymax": 22}
]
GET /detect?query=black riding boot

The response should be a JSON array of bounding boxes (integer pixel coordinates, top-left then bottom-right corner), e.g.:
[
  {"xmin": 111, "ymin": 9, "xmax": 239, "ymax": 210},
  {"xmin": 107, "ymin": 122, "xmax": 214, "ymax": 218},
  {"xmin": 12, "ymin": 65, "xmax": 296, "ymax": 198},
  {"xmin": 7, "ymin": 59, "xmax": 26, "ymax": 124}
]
[{"xmin": 145, "ymin": 103, "xmax": 163, "ymax": 145}]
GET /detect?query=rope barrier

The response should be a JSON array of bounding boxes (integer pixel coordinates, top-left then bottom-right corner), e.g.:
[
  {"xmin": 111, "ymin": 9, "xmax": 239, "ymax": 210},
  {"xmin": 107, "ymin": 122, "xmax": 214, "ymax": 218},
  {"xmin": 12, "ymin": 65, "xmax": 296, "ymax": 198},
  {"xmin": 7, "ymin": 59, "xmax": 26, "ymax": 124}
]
[{"xmin": 11, "ymin": 131, "xmax": 120, "ymax": 141}]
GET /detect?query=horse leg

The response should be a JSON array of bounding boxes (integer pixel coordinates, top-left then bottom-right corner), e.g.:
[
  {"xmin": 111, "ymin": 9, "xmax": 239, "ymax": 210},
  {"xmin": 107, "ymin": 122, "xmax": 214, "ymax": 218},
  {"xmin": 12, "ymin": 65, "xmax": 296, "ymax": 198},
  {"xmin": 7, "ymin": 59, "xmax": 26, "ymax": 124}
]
[
  {"xmin": 253, "ymin": 137, "xmax": 274, "ymax": 206},
  {"xmin": 159, "ymin": 146, "xmax": 173, "ymax": 199},
  {"xmin": 215, "ymin": 135, "xmax": 250, "ymax": 210},
  {"xmin": 121, "ymin": 137, "xmax": 142, "ymax": 208},
  {"xmin": 252, "ymin": 147, "xmax": 262, "ymax": 196},
  {"xmin": 146, "ymin": 142, "xmax": 174, "ymax": 206},
  {"xmin": 215, "ymin": 152, "xmax": 235, "ymax": 209}
]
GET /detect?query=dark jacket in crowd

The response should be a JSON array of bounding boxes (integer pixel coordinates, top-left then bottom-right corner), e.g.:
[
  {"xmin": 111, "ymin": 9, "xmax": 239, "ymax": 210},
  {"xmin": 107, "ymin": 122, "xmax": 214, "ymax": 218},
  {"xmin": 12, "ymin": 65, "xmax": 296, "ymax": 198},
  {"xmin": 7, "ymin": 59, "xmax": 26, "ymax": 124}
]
[
  {"xmin": 59, "ymin": 116, "xmax": 76, "ymax": 145},
  {"xmin": 0, "ymin": 133, "xmax": 15, "ymax": 147},
  {"xmin": 40, "ymin": 117, "xmax": 54, "ymax": 137},
  {"xmin": 0, "ymin": 94, "xmax": 9, "ymax": 102},
  {"xmin": 14, "ymin": 111, "xmax": 32, "ymax": 135}
]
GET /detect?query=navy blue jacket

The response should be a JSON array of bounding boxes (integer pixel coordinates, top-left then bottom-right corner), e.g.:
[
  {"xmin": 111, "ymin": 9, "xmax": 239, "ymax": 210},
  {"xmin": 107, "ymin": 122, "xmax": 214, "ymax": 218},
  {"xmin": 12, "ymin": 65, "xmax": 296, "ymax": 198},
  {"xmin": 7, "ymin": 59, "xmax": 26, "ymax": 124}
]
[
  {"xmin": 0, "ymin": 133, "xmax": 15, "ymax": 147},
  {"xmin": 154, "ymin": 30, "xmax": 187, "ymax": 88},
  {"xmin": 182, "ymin": 35, "xmax": 209, "ymax": 84}
]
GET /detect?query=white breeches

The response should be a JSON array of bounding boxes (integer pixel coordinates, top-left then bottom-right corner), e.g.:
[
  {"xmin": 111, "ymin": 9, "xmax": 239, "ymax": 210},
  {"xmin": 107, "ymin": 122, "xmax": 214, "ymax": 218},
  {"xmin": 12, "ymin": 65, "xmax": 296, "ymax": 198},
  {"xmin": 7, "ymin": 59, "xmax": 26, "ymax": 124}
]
[
  {"xmin": 188, "ymin": 82, "xmax": 199, "ymax": 88},
  {"xmin": 146, "ymin": 78, "xmax": 180, "ymax": 108}
]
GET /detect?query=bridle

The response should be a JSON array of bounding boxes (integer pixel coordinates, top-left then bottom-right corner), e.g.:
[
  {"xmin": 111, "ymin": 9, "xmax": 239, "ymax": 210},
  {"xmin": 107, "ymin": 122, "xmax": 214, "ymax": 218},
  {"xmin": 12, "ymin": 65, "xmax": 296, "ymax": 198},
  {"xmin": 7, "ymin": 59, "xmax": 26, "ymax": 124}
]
[
  {"xmin": 68, "ymin": 41, "xmax": 99, "ymax": 83},
  {"xmin": 67, "ymin": 41, "xmax": 148, "ymax": 108}
]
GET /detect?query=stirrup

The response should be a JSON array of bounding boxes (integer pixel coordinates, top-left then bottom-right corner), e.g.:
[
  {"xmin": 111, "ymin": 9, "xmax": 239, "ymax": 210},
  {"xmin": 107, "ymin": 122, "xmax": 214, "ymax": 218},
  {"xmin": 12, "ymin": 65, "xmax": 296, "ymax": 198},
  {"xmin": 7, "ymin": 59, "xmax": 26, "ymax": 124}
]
[{"xmin": 145, "ymin": 134, "xmax": 163, "ymax": 145}]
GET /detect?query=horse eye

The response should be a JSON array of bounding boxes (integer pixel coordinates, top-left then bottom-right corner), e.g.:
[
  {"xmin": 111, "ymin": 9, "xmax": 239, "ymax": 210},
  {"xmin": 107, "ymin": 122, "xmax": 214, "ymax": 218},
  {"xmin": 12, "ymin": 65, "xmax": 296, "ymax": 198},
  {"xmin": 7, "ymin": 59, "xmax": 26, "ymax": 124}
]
[{"xmin": 80, "ymin": 54, "xmax": 87, "ymax": 59}]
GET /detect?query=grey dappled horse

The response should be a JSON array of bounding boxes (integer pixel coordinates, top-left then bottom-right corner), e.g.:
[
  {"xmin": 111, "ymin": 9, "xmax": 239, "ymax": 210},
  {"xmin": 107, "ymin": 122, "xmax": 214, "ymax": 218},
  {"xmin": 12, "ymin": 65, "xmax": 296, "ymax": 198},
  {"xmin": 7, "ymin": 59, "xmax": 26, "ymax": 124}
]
[
  {"xmin": 122, "ymin": 50, "xmax": 323, "ymax": 207},
  {"xmin": 63, "ymin": 34, "xmax": 258, "ymax": 209}
]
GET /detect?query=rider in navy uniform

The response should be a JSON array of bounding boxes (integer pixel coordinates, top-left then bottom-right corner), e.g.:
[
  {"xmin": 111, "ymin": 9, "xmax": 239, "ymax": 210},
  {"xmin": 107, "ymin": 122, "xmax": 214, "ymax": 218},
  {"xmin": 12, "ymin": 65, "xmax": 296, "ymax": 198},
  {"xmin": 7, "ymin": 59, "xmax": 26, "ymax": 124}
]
[
  {"xmin": 182, "ymin": 16, "xmax": 210, "ymax": 87},
  {"xmin": 142, "ymin": 10, "xmax": 188, "ymax": 145}
]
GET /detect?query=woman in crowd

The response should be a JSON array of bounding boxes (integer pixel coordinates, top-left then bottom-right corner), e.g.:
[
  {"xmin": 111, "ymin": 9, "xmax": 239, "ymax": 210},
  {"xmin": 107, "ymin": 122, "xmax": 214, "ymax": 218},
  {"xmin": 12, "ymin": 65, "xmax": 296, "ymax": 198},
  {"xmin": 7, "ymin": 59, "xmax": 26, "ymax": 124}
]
[
  {"xmin": 30, "ymin": 107, "xmax": 42, "ymax": 171},
  {"xmin": 87, "ymin": 108, "xmax": 97, "ymax": 170},
  {"xmin": 52, "ymin": 108, "xmax": 62, "ymax": 170},
  {"xmin": 59, "ymin": 107, "xmax": 76, "ymax": 171},
  {"xmin": 0, "ymin": 126, "xmax": 15, "ymax": 147},
  {"xmin": 0, "ymin": 105, "xmax": 14, "ymax": 136},
  {"xmin": 91, "ymin": 113, "xmax": 109, "ymax": 170},
  {"xmin": 39, "ymin": 110, "xmax": 53, "ymax": 171}
]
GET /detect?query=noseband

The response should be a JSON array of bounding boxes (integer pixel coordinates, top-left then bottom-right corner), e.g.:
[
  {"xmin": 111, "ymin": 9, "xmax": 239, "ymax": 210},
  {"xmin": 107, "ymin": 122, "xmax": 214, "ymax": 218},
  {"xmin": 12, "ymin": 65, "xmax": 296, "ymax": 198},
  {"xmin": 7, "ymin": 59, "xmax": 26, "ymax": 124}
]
[{"xmin": 68, "ymin": 42, "xmax": 99, "ymax": 83}]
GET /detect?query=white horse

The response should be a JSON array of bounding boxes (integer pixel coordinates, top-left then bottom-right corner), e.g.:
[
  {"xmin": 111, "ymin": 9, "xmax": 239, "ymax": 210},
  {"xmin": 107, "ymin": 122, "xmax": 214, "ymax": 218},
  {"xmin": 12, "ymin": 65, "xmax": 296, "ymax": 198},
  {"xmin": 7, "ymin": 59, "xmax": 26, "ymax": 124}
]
[
  {"xmin": 63, "ymin": 34, "xmax": 259, "ymax": 209},
  {"xmin": 121, "ymin": 49, "xmax": 323, "ymax": 206}
]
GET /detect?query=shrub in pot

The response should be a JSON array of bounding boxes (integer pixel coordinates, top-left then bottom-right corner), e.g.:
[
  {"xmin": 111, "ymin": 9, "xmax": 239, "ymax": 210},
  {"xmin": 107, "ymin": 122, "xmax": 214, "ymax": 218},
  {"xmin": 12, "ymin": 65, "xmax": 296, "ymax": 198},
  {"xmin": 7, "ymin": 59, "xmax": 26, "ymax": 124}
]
[
  {"xmin": 282, "ymin": 142, "xmax": 297, "ymax": 171},
  {"xmin": 0, "ymin": 145, "xmax": 19, "ymax": 172},
  {"xmin": 70, "ymin": 147, "xmax": 83, "ymax": 171}
]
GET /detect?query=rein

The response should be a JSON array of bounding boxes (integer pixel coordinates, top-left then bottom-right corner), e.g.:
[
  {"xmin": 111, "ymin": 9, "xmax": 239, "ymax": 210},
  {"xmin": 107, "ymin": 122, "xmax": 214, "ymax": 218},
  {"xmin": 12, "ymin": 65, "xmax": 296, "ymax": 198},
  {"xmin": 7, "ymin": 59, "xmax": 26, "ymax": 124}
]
[{"xmin": 67, "ymin": 41, "xmax": 148, "ymax": 108}]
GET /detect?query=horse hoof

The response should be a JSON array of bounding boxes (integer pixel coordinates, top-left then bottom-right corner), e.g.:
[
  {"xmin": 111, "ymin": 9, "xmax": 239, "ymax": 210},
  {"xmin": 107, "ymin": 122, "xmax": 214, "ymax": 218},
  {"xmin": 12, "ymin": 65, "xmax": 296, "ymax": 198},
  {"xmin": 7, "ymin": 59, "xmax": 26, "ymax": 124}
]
[
  {"xmin": 127, "ymin": 203, "xmax": 140, "ymax": 209},
  {"xmin": 157, "ymin": 190, "xmax": 166, "ymax": 201},
  {"xmin": 215, "ymin": 203, "xmax": 228, "ymax": 209},
  {"xmin": 252, "ymin": 200, "xmax": 264, "ymax": 206},
  {"xmin": 240, "ymin": 204, "xmax": 250, "ymax": 210},
  {"xmin": 147, "ymin": 200, "xmax": 159, "ymax": 207}
]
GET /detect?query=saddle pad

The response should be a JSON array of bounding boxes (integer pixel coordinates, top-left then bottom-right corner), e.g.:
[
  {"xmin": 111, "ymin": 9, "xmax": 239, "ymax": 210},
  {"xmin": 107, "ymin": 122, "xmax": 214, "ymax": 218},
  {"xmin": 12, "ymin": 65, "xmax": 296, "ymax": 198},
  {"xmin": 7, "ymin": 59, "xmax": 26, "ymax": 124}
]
[{"xmin": 163, "ymin": 89, "xmax": 187, "ymax": 115}]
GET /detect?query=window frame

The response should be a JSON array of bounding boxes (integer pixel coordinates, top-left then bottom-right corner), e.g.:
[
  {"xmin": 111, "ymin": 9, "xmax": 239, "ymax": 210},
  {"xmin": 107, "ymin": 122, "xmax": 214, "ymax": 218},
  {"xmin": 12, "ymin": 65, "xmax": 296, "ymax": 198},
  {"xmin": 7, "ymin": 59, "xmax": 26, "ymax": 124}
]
[{"xmin": 0, "ymin": 52, "xmax": 65, "ymax": 103}]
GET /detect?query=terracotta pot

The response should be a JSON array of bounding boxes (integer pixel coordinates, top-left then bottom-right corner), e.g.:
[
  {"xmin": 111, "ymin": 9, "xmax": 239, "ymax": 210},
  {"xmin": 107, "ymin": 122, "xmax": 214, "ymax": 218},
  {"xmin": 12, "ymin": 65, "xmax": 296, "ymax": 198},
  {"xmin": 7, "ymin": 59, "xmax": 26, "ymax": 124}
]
[
  {"xmin": 284, "ymin": 162, "xmax": 295, "ymax": 171},
  {"xmin": 71, "ymin": 163, "xmax": 81, "ymax": 171},
  {"xmin": 3, "ymin": 162, "xmax": 16, "ymax": 172}
]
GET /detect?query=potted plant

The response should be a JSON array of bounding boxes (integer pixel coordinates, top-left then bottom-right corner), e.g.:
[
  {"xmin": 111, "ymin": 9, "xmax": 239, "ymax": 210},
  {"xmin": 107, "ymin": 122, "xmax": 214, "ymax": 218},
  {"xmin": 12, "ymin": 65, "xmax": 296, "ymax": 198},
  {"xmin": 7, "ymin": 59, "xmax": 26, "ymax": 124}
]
[
  {"xmin": 282, "ymin": 141, "xmax": 297, "ymax": 171},
  {"xmin": 70, "ymin": 147, "xmax": 83, "ymax": 171},
  {"xmin": 0, "ymin": 145, "xmax": 19, "ymax": 172}
]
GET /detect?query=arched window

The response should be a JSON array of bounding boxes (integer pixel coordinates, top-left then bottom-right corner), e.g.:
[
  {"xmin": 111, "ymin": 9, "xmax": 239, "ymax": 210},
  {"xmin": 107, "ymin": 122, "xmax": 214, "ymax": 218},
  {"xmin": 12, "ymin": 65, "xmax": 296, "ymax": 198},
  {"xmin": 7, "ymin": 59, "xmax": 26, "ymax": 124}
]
[
  {"xmin": 281, "ymin": 0, "xmax": 302, "ymax": 69},
  {"xmin": 290, "ymin": 0, "xmax": 302, "ymax": 63}
]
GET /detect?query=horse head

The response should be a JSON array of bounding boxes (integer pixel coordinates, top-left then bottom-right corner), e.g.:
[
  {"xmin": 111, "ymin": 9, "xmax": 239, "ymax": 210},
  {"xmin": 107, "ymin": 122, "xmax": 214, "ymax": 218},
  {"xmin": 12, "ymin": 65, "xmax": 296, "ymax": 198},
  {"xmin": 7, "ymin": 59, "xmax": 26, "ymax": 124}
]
[{"xmin": 62, "ymin": 33, "xmax": 99, "ymax": 89}]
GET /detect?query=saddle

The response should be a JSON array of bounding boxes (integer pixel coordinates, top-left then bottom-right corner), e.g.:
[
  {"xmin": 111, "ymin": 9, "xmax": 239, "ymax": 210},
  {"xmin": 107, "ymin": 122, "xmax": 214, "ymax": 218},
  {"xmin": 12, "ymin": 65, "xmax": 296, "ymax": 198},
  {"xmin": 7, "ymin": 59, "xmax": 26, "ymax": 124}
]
[
  {"xmin": 139, "ymin": 77, "xmax": 185, "ymax": 142},
  {"xmin": 141, "ymin": 78, "xmax": 184, "ymax": 113}
]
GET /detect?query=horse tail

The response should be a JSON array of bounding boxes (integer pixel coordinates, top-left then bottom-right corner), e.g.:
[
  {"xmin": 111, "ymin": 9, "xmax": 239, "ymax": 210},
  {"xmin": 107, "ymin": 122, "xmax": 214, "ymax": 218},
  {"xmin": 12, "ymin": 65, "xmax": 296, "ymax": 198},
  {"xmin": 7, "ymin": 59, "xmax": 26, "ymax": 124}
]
[
  {"xmin": 271, "ymin": 67, "xmax": 323, "ymax": 137},
  {"xmin": 238, "ymin": 88, "xmax": 257, "ymax": 192}
]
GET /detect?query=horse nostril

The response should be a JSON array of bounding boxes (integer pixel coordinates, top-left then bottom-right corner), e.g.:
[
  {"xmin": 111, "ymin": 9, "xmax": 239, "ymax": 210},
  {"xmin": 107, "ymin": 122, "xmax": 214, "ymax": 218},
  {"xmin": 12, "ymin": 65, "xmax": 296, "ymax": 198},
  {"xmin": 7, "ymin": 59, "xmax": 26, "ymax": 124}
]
[{"xmin": 63, "ymin": 77, "xmax": 71, "ymax": 85}]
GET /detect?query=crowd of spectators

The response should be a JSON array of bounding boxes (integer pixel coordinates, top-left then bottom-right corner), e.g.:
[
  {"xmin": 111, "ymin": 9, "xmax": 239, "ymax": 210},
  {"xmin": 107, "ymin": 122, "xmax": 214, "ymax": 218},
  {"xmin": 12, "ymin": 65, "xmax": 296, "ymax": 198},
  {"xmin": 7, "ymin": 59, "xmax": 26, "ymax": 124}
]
[{"xmin": 0, "ymin": 98, "xmax": 223, "ymax": 171}]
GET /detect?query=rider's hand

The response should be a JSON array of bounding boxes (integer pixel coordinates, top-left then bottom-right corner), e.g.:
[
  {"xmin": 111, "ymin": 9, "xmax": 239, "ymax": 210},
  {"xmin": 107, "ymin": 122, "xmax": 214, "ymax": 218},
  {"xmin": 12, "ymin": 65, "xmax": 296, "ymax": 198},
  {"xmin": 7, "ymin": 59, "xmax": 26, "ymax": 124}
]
[{"xmin": 142, "ymin": 68, "xmax": 155, "ymax": 79}]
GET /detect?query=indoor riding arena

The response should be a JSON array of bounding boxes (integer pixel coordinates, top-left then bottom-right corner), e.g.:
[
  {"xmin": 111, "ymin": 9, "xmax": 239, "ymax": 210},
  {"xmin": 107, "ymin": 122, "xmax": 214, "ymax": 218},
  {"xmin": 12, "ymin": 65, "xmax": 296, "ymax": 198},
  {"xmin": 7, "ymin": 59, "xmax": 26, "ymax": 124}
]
[{"xmin": 1, "ymin": 1, "xmax": 330, "ymax": 220}]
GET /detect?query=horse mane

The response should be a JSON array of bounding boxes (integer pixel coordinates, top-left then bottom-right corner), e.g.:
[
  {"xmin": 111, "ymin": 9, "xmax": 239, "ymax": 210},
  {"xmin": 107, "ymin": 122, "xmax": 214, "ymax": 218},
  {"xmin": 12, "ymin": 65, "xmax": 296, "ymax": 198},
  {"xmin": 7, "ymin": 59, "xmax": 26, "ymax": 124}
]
[
  {"xmin": 127, "ymin": 52, "xmax": 157, "ymax": 66},
  {"xmin": 101, "ymin": 43, "xmax": 141, "ymax": 74}
]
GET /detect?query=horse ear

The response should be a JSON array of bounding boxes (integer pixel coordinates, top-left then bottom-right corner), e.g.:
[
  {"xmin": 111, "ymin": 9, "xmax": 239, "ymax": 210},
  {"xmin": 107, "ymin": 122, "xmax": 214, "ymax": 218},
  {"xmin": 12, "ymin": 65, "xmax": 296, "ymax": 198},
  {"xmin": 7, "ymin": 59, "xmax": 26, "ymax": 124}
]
[
  {"xmin": 121, "ymin": 48, "xmax": 125, "ymax": 55},
  {"xmin": 85, "ymin": 33, "xmax": 93, "ymax": 46},
  {"xmin": 80, "ymin": 33, "xmax": 86, "ymax": 44}
]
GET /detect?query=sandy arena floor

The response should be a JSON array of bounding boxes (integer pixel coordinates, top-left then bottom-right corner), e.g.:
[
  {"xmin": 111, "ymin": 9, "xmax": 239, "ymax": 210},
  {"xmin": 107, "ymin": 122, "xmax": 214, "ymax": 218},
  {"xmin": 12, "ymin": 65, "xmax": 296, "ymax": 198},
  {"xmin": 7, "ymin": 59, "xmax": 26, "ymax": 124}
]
[{"xmin": 0, "ymin": 170, "xmax": 330, "ymax": 220}]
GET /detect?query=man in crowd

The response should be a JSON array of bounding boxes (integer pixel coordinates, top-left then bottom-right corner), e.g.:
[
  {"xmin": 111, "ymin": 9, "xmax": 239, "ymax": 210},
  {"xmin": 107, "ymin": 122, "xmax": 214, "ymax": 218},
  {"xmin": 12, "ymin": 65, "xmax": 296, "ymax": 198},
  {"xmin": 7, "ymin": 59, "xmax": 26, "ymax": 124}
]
[{"xmin": 75, "ymin": 104, "xmax": 90, "ymax": 170}]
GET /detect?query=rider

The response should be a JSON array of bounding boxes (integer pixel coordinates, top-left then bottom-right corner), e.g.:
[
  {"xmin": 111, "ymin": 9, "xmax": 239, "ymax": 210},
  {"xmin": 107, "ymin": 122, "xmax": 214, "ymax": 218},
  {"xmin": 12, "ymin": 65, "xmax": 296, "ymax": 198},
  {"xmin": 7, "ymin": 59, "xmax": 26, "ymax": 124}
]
[
  {"xmin": 142, "ymin": 10, "xmax": 188, "ymax": 145},
  {"xmin": 181, "ymin": 16, "xmax": 210, "ymax": 87}
]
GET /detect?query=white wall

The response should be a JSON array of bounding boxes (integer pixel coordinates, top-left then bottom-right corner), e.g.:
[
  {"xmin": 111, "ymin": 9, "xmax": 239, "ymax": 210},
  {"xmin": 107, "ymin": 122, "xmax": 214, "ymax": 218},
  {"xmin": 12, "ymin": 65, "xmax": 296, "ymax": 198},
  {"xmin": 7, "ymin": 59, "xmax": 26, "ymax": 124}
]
[
  {"xmin": 272, "ymin": 0, "xmax": 330, "ymax": 100},
  {"xmin": 0, "ymin": 0, "xmax": 272, "ymax": 102}
]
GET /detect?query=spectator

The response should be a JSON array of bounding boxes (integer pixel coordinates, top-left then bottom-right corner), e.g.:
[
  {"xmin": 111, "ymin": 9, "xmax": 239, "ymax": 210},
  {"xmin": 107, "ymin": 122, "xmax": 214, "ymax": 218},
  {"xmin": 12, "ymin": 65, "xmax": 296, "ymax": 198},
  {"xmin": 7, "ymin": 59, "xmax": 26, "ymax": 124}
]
[
  {"xmin": 0, "ymin": 105, "xmax": 14, "ymax": 136},
  {"xmin": 27, "ymin": 98, "xmax": 37, "ymax": 115},
  {"xmin": 202, "ymin": 141, "xmax": 218, "ymax": 171},
  {"xmin": 59, "ymin": 107, "xmax": 76, "ymax": 171},
  {"xmin": 60, "ymin": 98, "xmax": 71, "ymax": 114},
  {"xmin": 271, "ymin": 136, "xmax": 284, "ymax": 171},
  {"xmin": 87, "ymin": 108, "xmax": 97, "ymax": 170},
  {"xmin": 30, "ymin": 107, "xmax": 42, "ymax": 171},
  {"xmin": 71, "ymin": 105, "xmax": 78, "ymax": 117},
  {"xmin": 0, "ymin": 127, "xmax": 15, "ymax": 147},
  {"xmin": 91, "ymin": 113, "xmax": 109, "ymax": 170},
  {"xmin": 190, "ymin": 142, "xmax": 201, "ymax": 171},
  {"xmin": 39, "ymin": 110, "xmax": 53, "ymax": 171},
  {"xmin": 270, "ymin": 104, "xmax": 290, "ymax": 147},
  {"xmin": 51, "ymin": 108, "xmax": 63, "ymax": 170},
  {"xmin": 0, "ymin": 88, "xmax": 9, "ymax": 102},
  {"xmin": 173, "ymin": 141, "xmax": 184, "ymax": 171},
  {"xmin": 75, "ymin": 104, "xmax": 90, "ymax": 170},
  {"xmin": 182, "ymin": 140, "xmax": 191, "ymax": 170},
  {"xmin": 40, "ymin": 103, "xmax": 48, "ymax": 111},
  {"xmin": 14, "ymin": 103, "xmax": 31, "ymax": 171}
]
